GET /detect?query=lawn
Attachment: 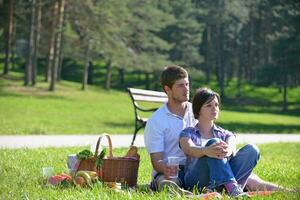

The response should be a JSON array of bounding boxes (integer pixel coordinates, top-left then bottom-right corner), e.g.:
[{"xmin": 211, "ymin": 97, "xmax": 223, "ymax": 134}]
[
  {"xmin": 0, "ymin": 143, "xmax": 299, "ymax": 199},
  {"xmin": 0, "ymin": 72, "xmax": 300, "ymax": 135}
]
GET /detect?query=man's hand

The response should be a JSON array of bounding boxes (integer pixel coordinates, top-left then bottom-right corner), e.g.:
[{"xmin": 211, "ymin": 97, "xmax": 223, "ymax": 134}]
[
  {"xmin": 150, "ymin": 153, "xmax": 180, "ymax": 180},
  {"xmin": 162, "ymin": 164, "xmax": 179, "ymax": 180}
]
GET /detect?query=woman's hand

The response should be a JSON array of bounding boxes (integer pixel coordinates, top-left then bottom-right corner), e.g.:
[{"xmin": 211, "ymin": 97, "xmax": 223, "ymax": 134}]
[
  {"xmin": 179, "ymin": 137, "xmax": 232, "ymax": 159},
  {"xmin": 218, "ymin": 140, "xmax": 233, "ymax": 158},
  {"xmin": 204, "ymin": 141, "xmax": 228, "ymax": 159}
]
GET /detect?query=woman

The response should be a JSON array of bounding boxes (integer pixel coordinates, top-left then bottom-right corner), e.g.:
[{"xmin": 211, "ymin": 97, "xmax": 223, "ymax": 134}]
[{"xmin": 179, "ymin": 88, "xmax": 260, "ymax": 197}]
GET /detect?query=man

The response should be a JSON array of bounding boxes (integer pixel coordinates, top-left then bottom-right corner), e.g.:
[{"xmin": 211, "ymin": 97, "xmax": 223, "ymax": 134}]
[
  {"xmin": 144, "ymin": 65, "xmax": 285, "ymax": 193},
  {"xmin": 144, "ymin": 65, "xmax": 195, "ymax": 193}
]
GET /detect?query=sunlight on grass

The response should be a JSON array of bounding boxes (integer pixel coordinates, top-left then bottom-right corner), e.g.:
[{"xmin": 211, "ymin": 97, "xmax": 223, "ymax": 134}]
[
  {"xmin": 1, "ymin": 73, "xmax": 300, "ymax": 135},
  {"xmin": 218, "ymin": 110, "xmax": 300, "ymax": 133},
  {"xmin": 0, "ymin": 143, "xmax": 299, "ymax": 199}
]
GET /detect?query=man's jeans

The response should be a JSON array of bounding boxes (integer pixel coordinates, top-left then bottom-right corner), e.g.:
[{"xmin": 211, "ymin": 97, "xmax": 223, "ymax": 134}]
[{"xmin": 184, "ymin": 138, "xmax": 260, "ymax": 191}]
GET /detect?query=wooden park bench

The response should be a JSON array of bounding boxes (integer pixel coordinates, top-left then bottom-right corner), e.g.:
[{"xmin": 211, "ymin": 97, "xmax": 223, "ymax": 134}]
[{"xmin": 127, "ymin": 88, "xmax": 168, "ymax": 145}]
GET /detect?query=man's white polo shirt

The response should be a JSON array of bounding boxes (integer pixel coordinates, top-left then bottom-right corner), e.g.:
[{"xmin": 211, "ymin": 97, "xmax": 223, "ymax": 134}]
[{"xmin": 144, "ymin": 102, "xmax": 197, "ymax": 176}]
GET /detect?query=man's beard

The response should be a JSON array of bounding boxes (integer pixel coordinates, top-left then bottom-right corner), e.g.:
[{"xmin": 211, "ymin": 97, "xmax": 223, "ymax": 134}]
[{"xmin": 172, "ymin": 94, "xmax": 189, "ymax": 103}]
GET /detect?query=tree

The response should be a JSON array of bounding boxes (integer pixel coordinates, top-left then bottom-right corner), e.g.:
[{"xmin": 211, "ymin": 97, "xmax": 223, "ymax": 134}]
[
  {"xmin": 49, "ymin": 0, "xmax": 65, "ymax": 91},
  {"xmin": 81, "ymin": 39, "xmax": 91, "ymax": 90},
  {"xmin": 3, "ymin": 0, "xmax": 14, "ymax": 75},
  {"xmin": 23, "ymin": 0, "xmax": 42, "ymax": 86},
  {"xmin": 254, "ymin": 0, "xmax": 300, "ymax": 110},
  {"xmin": 31, "ymin": 0, "xmax": 42, "ymax": 86},
  {"xmin": 24, "ymin": 0, "xmax": 37, "ymax": 86},
  {"xmin": 161, "ymin": 0, "xmax": 203, "ymax": 68},
  {"xmin": 196, "ymin": 0, "xmax": 250, "ymax": 98},
  {"xmin": 3, "ymin": 0, "xmax": 298, "ymax": 96},
  {"xmin": 105, "ymin": 60, "xmax": 112, "ymax": 90},
  {"xmin": 272, "ymin": 28, "xmax": 300, "ymax": 111},
  {"xmin": 57, "ymin": 2, "xmax": 67, "ymax": 81},
  {"xmin": 45, "ymin": 1, "xmax": 59, "ymax": 82}
]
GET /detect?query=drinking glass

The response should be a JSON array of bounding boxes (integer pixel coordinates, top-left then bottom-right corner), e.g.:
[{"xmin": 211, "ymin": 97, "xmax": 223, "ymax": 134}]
[{"xmin": 167, "ymin": 156, "xmax": 180, "ymax": 179}]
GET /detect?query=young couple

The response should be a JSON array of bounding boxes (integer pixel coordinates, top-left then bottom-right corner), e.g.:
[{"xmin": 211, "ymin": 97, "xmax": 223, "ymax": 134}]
[{"xmin": 144, "ymin": 65, "xmax": 285, "ymax": 197}]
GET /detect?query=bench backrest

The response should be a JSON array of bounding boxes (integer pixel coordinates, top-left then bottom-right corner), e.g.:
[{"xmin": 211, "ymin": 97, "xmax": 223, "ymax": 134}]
[
  {"xmin": 127, "ymin": 88, "xmax": 168, "ymax": 145},
  {"xmin": 128, "ymin": 88, "xmax": 168, "ymax": 104}
]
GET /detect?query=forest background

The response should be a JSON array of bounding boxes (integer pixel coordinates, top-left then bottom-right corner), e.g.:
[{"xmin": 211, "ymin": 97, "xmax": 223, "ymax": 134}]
[{"xmin": 0, "ymin": 0, "xmax": 299, "ymax": 135}]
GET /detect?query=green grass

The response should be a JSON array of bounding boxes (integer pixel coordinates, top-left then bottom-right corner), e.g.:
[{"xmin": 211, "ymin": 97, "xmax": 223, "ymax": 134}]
[
  {"xmin": 197, "ymin": 78, "xmax": 300, "ymax": 113},
  {"xmin": 0, "ymin": 143, "xmax": 299, "ymax": 199},
  {"xmin": 0, "ymin": 72, "xmax": 299, "ymax": 135},
  {"xmin": 0, "ymin": 73, "xmax": 137, "ymax": 135},
  {"xmin": 218, "ymin": 111, "xmax": 300, "ymax": 133}
]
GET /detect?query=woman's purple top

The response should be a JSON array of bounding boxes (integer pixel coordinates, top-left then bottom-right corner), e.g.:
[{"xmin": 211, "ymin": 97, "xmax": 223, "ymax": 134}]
[{"xmin": 179, "ymin": 124, "xmax": 235, "ymax": 172}]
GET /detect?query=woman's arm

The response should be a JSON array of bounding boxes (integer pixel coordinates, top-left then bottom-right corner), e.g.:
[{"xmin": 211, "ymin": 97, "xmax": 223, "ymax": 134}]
[
  {"xmin": 179, "ymin": 137, "xmax": 227, "ymax": 159},
  {"xmin": 179, "ymin": 137, "xmax": 206, "ymax": 158}
]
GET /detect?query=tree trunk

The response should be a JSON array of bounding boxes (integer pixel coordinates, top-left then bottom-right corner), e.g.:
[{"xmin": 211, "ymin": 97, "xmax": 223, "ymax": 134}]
[
  {"xmin": 118, "ymin": 68, "xmax": 125, "ymax": 87},
  {"xmin": 54, "ymin": 0, "xmax": 65, "ymax": 75},
  {"xmin": 226, "ymin": 61, "xmax": 233, "ymax": 87},
  {"xmin": 57, "ymin": 55, "xmax": 64, "ymax": 81},
  {"xmin": 46, "ymin": 1, "xmax": 59, "ymax": 82},
  {"xmin": 88, "ymin": 61, "xmax": 94, "ymax": 84},
  {"xmin": 81, "ymin": 40, "xmax": 91, "ymax": 91},
  {"xmin": 57, "ymin": 2, "xmax": 67, "ymax": 82},
  {"xmin": 205, "ymin": 25, "xmax": 211, "ymax": 83},
  {"xmin": 145, "ymin": 72, "xmax": 150, "ymax": 90},
  {"xmin": 216, "ymin": 23, "xmax": 225, "ymax": 99},
  {"xmin": 236, "ymin": 52, "xmax": 242, "ymax": 99},
  {"xmin": 25, "ymin": 0, "xmax": 36, "ymax": 86},
  {"xmin": 11, "ymin": 16, "xmax": 17, "ymax": 70},
  {"xmin": 248, "ymin": 9, "xmax": 255, "ymax": 84},
  {"xmin": 153, "ymin": 71, "xmax": 160, "ymax": 91},
  {"xmin": 282, "ymin": 73, "xmax": 288, "ymax": 112},
  {"xmin": 31, "ymin": 0, "xmax": 42, "ymax": 86},
  {"xmin": 105, "ymin": 60, "xmax": 112, "ymax": 90},
  {"xmin": 49, "ymin": 0, "xmax": 65, "ymax": 91},
  {"xmin": 4, "ymin": 0, "xmax": 14, "ymax": 75}
]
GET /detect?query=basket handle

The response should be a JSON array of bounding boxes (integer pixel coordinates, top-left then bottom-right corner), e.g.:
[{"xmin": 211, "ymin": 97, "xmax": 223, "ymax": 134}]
[{"xmin": 94, "ymin": 134, "xmax": 113, "ymax": 158}]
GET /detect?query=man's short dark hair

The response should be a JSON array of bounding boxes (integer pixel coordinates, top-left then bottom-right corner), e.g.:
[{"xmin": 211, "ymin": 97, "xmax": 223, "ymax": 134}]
[
  {"xmin": 192, "ymin": 88, "xmax": 221, "ymax": 119},
  {"xmin": 160, "ymin": 65, "xmax": 188, "ymax": 91}
]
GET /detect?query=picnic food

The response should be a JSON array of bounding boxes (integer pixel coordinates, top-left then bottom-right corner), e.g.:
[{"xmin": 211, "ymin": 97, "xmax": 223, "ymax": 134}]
[
  {"xmin": 48, "ymin": 173, "xmax": 72, "ymax": 186},
  {"xmin": 76, "ymin": 134, "xmax": 140, "ymax": 187},
  {"xmin": 83, "ymin": 170, "xmax": 98, "ymax": 182},
  {"xmin": 76, "ymin": 149, "xmax": 93, "ymax": 160},
  {"xmin": 85, "ymin": 170, "xmax": 97, "ymax": 178},
  {"xmin": 96, "ymin": 148, "xmax": 107, "ymax": 169},
  {"xmin": 125, "ymin": 146, "xmax": 140, "ymax": 159},
  {"xmin": 105, "ymin": 182, "xmax": 122, "ymax": 190},
  {"xmin": 75, "ymin": 171, "xmax": 92, "ymax": 187},
  {"xmin": 74, "ymin": 176, "xmax": 86, "ymax": 186}
]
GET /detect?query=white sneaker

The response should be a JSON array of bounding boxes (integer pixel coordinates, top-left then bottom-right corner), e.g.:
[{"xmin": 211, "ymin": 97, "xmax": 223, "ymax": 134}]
[
  {"xmin": 228, "ymin": 184, "xmax": 250, "ymax": 198},
  {"xmin": 158, "ymin": 180, "xmax": 194, "ymax": 196}
]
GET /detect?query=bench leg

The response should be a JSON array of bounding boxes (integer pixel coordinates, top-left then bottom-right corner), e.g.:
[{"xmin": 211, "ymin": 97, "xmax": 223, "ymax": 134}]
[
  {"xmin": 131, "ymin": 131, "xmax": 137, "ymax": 146},
  {"xmin": 131, "ymin": 121, "xmax": 144, "ymax": 145},
  {"xmin": 131, "ymin": 121, "xmax": 139, "ymax": 145}
]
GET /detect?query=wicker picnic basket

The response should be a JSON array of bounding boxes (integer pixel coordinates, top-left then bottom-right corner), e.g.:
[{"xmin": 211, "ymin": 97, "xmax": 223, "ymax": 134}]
[{"xmin": 77, "ymin": 134, "xmax": 140, "ymax": 187}]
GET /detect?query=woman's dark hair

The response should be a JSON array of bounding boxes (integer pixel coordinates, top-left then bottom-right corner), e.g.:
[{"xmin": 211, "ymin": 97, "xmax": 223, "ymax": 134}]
[{"xmin": 192, "ymin": 88, "xmax": 221, "ymax": 119}]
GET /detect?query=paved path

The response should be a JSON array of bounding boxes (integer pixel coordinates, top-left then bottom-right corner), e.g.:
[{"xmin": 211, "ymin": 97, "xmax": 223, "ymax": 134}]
[{"xmin": 0, "ymin": 134, "xmax": 300, "ymax": 149}]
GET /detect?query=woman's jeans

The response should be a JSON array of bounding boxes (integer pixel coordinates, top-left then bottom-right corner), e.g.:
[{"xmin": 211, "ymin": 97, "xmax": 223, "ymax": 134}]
[{"xmin": 184, "ymin": 138, "xmax": 260, "ymax": 191}]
